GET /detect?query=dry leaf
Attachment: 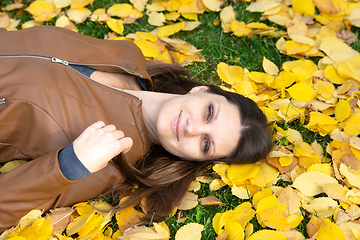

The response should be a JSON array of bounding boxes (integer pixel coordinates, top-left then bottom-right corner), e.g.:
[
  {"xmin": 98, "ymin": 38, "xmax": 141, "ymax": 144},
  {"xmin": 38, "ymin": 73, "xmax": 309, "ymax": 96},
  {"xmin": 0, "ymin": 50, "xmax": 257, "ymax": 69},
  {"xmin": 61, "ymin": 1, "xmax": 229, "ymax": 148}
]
[
  {"xmin": 175, "ymin": 223, "xmax": 204, "ymax": 240},
  {"xmin": 200, "ymin": 196, "xmax": 224, "ymax": 206}
]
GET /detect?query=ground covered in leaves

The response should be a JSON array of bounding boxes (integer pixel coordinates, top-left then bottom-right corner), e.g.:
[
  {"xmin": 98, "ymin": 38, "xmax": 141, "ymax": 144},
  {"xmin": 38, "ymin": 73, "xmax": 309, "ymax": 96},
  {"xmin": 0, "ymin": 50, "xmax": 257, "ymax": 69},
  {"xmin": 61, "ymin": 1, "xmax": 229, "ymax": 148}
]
[{"xmin": 1, "ymin": 0, "xmax": 360, "ymax": 239}]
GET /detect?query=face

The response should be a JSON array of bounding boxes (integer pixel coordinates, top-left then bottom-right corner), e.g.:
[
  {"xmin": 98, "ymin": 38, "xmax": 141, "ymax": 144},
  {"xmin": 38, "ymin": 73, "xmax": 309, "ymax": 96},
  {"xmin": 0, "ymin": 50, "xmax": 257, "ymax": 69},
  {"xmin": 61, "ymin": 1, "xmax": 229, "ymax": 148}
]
[{"xmin": 155, "ymin": 88, "xmax": 241, "ymax": 161}]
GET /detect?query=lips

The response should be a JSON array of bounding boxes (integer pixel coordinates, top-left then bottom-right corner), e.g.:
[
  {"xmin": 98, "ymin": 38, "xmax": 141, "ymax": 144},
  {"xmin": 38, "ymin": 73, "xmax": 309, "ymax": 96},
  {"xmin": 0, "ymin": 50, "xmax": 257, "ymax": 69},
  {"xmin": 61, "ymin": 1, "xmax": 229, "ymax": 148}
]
[{"xmin": 173, "ymin": 111, "xmax": 182, "ymax": 141}]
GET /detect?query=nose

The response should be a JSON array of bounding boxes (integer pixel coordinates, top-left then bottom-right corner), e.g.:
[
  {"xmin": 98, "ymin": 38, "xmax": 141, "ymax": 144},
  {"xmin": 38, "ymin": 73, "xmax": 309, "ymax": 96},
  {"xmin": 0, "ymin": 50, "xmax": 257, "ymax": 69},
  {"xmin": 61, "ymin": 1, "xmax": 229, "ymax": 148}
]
[{"xmin": 184, "ymin": 118, "xmax": 204, "ymax": 137}]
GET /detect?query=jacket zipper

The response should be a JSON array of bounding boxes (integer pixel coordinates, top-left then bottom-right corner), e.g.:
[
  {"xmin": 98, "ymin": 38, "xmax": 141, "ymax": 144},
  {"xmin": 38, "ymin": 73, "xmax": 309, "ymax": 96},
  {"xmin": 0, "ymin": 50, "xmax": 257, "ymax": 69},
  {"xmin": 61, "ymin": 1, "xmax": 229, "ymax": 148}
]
[
  {"xmin": 0, "ymin": 55, "xmax": 142, "ymax": 100},
  {"xmin": 0, "ymin": 97, "xmax": 5, "ymax": 104}
]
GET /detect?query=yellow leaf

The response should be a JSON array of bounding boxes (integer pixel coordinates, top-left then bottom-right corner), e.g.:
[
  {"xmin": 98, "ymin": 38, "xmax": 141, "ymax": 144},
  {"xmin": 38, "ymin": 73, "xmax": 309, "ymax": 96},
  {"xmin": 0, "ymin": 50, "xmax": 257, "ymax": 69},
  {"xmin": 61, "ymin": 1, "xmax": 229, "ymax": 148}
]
[
  {"xmin": 129, "ymin": 0, "xmax": 147, "ymax": 12},
  {"xmin": 225, "ymin": 220, "xmax": 244, "ymax": 240},
  {"xmin": 302, "ymin": 197, "xmax": 337, "ymax": 218},
  {"xmin": 182, "ymin": 21, "xmax": 201, "ymax": 31},
  {"xmin": 250, "ymin": 162, "xmax": 279, "ymax": 188},
  {"xmin": 317, "ymin": 218, "xmax": 344, "ymax": 240},
  {"xmin": 263, "ymin": 57, "xmax": 279, "ymax": 76},
  {"xmin": 90, "ymin": 9, "xmax": 109, "ymax": 22},
  {"xmin": 119, "ymin": 225, "xmax": 169, "ymax": 239},
  {"xmin": 202, "ymin": 0, "xmax": 224, "ymax": 11},
  {"xmin": 247, "ymin": 229, "xmax": 287, "ymax": 240},
  {"xmin": 292, "ymin": 0, "xmax": 315, "ymax": 15},
  {"xmin": 313, "ymin": 0, "xmax": 339, "ymax": 14},
  {"xmin": 287, "ymin": 16, "xmax": 308, "ymax": 37},
  {"xmin": 148, "ymin": 11, "xmax": 165, "ymax": 26},
  {"xmin": 340, "ymin": 163, "xmax": 360, "ymax": 189},
  {"xmin": 55, "ymin": 15, "xmax": 78, "ymax": 31},
  {"xmin": 177, "ymin": 191, "xmax": 198, "ymax": 210},
  {"xmin": 258, "ymin": 208, "xmax": 292, "ymax": 231},
  {"xmin": 339, "ymin": 222, "xmax": 360, "ymax": 240},
  {"xmin": 164, "ymin": 12, "xmax": 180, "ymax": 21},
  {"xmin": 285, "ymin": 41, "xmax": 311, "ymax": 55},
  {"xmin": 175, "ymin": 223, "xmax": 204, "ymax": 240},
  {"xmin": 133, "ymin": 39, "xmax": 160, "ymax": 58},
  {"xmin": 246, "ymin": 2, "xmax": 280, "ymax": 12},
  {"xmin": 19, "ymin": 217, "xmax": 53, "ymax": 240},
  {"xmin": 209, "ymin": 179, "xmax": 225, "ymax": 191},
  {"xmin": 26, "ymin": 0, "xmax": 59, "ymax": 22},
  {"xmin": 106, "ymin": 18, "xmax": 124, "ymax": 35},
  {"xmin": 0, "ymin": 160, "xmax": 27, "ymax": 173},
  {"xmin": 268, "ymin": 71, "xmax": 297, "ymax": 89},
  {"xmin": 181, "ymin": 13, "xmax": 198, "ymax": 21},
  {"xmin": 344, "ymin": 112, "xmax": 360, "ymax": 136},
  {"xmin": 160, "ymin": 38, "xmax": 201, "ymax": 56},
  {"xmin": 320, "ymin": 38, "xmax": 359, "ymax": 63},
  {"xmin": 70, "ymin": 0, "xmax": 95, "ymax": 9},
  {"xmin": 252, "ymin": 187, "xmax": 273, "ymax": 209},
  {"xmin": 286, "ymin": 128, "xmax": 303, "ymax": 143},
  {"xmin": 213, "ymin": 210, "xmax": 233, "ymax": 234},
  {"xmin": 157, "ymin": 22, "xmax": 185, "ymax": 38},
  {"xmin": 291, "ymin": 60, "xmax": 317, "ymax": 80},
  {"xmin": 154, "ymin": 222, "xmax": 170, "ymax": 238},
  {"xmin": 335, "ymin": 99, "xmax": 351, "ymax": 122},
  {"xmin": 248, "ymin": 72, "xmax": 274, "ymax": 84},
  {"xmin": 287, "ymin": 82, "xmax": 316, "ymax": 102},
  {"xmin": 231, "ymin": 185, "xmax": 250, "ymax": 199},
  {"xmin": 216, "ymin": 62, "xmax": 243, "ymax": 86},
  {"xmin": 227, "ymin": 164, "xmax": 259, "ymax": 184},
  {"xmin": 66, "ymin": 7, "xmax": 91, "ymax": 23},
  {"xmin": 77, "ymin": 212, "xmax": 104, "ymax": 238},
  {"xmin": 257, "ymin": 194, "xmax": 287, "ymax": 213},
  {"xmin": 230, "ymin": 202, "xmax": 255, "ymax": 228},
  {"xmin": 322, "ymin": 183, "xmax": 348, "ymax": 201},
  {"xmin": 278, "ymin": 186, "xmax": 301, "ymax": 216},
  {"xmin": 230, "ymin": 20, "xmax": 252, "ymax": 37},
  {"xmin": 219, "ymin": 6, "xmax": 235, "ymax": 32},
  {"xmin": 2, "ymin": 3, "xmax": 25, "ymax": 11},
  {"xmin": 233, "ymin": 81, "xmax": 257, "ymax": 96},
  {"xmin": 107, "ymin": 3, "xmax": 132, "ymax": 18},
  {"xmin": 315, "ymin": 80, "xmax": 335, "ymax": 100},
  {"xmin": 135, "ymin": 32, "xmax": 157, "ymax": 42},
  {"xmin": 324, "ymin": 65, "xmax": 347, "ymax": 84},
  {"xmin": 292, "ymin": 171, "xmax": 338, "ymax": 196},
  {"xmin": 306, "ymin": 111, "xmax": 338, "ymax": 128}
]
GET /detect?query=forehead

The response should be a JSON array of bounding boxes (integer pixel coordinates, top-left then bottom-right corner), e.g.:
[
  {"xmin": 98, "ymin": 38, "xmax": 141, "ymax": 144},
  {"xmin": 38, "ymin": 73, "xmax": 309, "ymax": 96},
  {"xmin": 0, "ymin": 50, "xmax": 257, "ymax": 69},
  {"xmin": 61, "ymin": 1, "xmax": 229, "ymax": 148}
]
[{"xmin": 211, "ymin": 96, "xmax": 241, "ymax": 159}]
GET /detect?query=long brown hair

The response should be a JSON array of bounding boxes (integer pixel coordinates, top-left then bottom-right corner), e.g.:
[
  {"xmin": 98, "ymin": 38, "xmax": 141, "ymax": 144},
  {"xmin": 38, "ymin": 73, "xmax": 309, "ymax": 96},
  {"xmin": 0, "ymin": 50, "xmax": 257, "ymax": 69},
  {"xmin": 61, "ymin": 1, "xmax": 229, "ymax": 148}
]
[{"xmin": 111, "ymin": 61, "xmax": 273, "ymax": 223}]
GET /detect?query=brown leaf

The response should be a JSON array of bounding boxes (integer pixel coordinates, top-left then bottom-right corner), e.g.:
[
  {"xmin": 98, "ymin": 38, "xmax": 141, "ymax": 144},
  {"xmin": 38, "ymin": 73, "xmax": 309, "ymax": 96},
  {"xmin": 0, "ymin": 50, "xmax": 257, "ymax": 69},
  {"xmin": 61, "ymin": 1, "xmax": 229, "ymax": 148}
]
[
  {"xmin": 48, "ymin": 207, "xmax": 75, "ymax": 235},
  {"xmin": 200, "ymin": 196, "xmax": 224, "ymax": 206},
  {"xmin": 278, "ymin": 186, "xmax": 301, "ymax": 216},
  {"xmin": 196, "ymin": 176, "xmax": 214, "ymax": 183},
  {"xmin": 341, "ymin": 154, "xmax": 360, "ymax": 171},
  {"xmin": 336, "ymin": 30, "xmax": 357, "ymax": 45},
  {"xmin": 306, "ymin": 215, "xmax": 323, "ymax": 238}
]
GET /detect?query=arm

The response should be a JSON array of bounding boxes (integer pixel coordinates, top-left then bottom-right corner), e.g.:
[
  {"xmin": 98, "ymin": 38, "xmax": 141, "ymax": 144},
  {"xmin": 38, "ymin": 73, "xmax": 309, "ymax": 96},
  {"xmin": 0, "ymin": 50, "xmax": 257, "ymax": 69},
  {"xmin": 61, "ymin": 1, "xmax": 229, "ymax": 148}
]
[{"xmin": 0, "ymin": 121, "xmax": 133, "ymax": 232}]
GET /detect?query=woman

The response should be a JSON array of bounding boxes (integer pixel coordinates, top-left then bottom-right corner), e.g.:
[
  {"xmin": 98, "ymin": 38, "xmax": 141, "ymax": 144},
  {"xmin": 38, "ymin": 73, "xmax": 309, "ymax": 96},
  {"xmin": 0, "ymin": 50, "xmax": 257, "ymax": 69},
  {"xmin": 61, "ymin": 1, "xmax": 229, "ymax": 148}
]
[{"xmin": 0, "ymin": 26, "xmax": 272, "ymax": 232}]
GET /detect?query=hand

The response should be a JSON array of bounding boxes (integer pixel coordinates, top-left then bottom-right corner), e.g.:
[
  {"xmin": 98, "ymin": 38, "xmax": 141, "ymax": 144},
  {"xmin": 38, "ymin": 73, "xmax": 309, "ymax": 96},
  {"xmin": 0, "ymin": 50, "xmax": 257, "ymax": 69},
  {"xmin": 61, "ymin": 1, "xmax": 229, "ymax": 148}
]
[{"xmin": 73, "ymin": 121, "xmax": 133, "ymax": 173}]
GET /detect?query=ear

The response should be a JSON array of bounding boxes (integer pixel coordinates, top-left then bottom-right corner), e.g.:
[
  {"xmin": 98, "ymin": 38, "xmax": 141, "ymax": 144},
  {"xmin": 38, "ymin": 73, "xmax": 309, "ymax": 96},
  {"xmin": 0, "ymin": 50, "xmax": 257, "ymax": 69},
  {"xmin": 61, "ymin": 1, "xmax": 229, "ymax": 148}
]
[{"xmin": 188, "ymin": 86, "xmax": 209, "ymax": 93}]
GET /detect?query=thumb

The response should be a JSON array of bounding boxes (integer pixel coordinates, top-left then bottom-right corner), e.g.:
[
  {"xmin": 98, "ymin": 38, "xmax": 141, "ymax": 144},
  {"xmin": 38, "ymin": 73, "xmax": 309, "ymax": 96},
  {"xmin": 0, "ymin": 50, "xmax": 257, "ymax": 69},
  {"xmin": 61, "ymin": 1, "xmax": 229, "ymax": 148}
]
[{"xmin": 119, "ymin": 137, "xmax": 133, "ymax": 154}]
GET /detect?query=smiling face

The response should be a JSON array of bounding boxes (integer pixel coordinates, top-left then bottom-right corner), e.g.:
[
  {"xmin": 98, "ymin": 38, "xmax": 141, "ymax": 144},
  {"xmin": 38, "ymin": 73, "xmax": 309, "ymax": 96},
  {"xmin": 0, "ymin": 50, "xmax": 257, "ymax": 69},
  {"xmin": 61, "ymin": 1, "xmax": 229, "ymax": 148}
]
[{"xmin": 155, "ymin": 89, "xmax": 241, "ymax": 161}]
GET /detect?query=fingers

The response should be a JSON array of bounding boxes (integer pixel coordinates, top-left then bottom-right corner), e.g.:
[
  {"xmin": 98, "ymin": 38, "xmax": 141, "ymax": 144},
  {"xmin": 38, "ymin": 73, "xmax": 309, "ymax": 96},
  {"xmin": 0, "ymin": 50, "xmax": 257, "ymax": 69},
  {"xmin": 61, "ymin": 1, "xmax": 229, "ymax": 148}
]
[
  {"xmin": 119, "ymin": 137, "xmax": 133, "ymax": 154},
  {"xmin": 91, "ymin": 120, "xmax": 106, "ymax": 128}
]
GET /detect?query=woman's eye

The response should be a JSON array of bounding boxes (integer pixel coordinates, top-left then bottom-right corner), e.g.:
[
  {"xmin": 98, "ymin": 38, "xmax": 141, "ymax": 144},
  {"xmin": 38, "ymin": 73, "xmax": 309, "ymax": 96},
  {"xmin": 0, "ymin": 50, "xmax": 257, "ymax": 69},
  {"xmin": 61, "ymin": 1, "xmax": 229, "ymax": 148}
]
[
  {"xmin": 203, "ymin": 136, "xmax": 210, "ymax": 153},
  {"xmin": 206, "ymin": 104, "xmax": 213, "ymax": 122}
]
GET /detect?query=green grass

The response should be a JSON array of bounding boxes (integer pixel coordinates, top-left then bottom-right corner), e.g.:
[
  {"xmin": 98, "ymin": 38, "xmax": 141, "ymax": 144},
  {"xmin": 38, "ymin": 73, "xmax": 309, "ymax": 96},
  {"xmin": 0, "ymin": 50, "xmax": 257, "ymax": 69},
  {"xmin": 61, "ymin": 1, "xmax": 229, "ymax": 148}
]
[{"xmin": 2, "ymin": 0, "xmax": 360, "ymax": 239}]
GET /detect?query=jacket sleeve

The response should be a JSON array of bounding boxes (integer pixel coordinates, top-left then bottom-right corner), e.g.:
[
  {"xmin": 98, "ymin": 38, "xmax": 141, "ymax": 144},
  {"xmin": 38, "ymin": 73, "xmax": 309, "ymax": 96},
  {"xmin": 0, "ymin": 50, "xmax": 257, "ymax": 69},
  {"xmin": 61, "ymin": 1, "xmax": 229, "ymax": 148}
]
[{"xmin": 0, "ymin": 149, "xmax": 76, "ymax": 232}]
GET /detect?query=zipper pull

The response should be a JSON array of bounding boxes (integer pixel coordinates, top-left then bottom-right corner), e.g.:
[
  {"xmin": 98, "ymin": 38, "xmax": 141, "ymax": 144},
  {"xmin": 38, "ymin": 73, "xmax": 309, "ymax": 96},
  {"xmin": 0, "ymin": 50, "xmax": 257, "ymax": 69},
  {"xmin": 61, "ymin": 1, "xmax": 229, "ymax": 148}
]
[
  {"xmin": 51, "ymin": 57, "xmax": 69, "ymax": 66},
  {"xmin": 0, "ymin": 97, "xmax": 6, "ymax": 105}
]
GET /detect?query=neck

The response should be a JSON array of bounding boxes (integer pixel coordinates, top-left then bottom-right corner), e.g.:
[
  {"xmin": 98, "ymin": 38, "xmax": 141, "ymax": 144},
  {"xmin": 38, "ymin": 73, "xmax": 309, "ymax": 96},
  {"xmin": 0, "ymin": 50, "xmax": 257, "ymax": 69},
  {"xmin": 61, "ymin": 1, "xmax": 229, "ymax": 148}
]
[{"xmin": 124, "ymin": 89, "xmax": 174, "ymax": 145}]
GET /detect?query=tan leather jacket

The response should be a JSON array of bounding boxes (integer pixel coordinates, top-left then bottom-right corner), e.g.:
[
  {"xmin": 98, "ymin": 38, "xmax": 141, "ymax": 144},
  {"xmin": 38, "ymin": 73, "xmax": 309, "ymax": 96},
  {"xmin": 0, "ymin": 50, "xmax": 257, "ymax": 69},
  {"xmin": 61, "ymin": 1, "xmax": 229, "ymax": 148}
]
[{"xmin": 0, "ymin": 26, "xmax": 153, "ymax": 232}]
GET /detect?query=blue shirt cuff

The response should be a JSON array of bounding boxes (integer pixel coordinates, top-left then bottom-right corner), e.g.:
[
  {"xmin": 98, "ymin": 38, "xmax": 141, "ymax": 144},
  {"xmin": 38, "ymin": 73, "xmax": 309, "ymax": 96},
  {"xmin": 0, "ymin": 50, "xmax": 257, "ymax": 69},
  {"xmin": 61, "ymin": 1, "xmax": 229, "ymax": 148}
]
[{"xmin": 58, "ymin": 143, "xmax": 91, "ymax": 180}]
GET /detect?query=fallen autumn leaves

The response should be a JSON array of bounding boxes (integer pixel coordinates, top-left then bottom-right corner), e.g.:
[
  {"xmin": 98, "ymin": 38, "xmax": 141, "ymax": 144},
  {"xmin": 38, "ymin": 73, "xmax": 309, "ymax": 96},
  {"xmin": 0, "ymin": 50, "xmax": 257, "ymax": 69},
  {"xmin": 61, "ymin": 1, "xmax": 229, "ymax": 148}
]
[{"xmin": 1, "ymin": 0, "xmax": 360, "ymax": 239}]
